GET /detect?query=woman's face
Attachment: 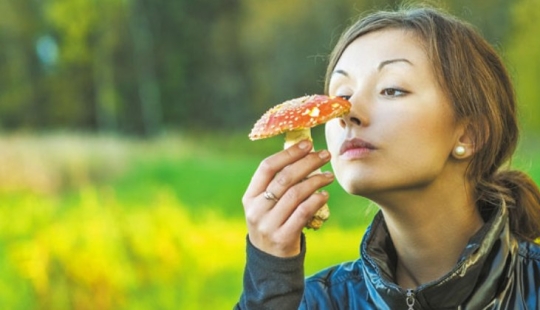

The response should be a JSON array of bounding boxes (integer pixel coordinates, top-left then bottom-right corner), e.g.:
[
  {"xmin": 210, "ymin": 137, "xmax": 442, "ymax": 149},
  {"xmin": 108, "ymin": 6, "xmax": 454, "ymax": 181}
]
[{"xmin": 325, "ymin": 28, "xmax": 463, "ymax": 201}]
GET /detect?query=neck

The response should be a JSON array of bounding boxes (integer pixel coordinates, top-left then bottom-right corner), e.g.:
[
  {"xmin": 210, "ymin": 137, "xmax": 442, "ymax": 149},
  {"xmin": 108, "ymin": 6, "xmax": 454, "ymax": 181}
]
[{"xmin": 376, "ymin": 184, "xmax": 484, "ymax": 289}]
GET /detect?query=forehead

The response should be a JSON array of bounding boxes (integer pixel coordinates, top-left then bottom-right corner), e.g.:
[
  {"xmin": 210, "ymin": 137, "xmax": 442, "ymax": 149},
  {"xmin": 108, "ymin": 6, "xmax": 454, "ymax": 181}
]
[{"xmin": 334, "ymin": 28, "xmax": 429, "ymax": 72}]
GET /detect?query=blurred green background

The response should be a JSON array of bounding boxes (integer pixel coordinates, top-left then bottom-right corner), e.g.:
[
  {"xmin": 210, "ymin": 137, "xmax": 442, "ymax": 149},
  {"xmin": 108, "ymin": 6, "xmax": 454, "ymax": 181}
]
[{"xmin": 0, "ymin": 0, "xmax": 538, "ymax": 309}]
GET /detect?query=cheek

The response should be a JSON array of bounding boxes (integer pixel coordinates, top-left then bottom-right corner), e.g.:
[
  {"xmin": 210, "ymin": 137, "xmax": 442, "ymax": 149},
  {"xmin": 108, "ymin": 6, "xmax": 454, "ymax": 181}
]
[
  {"xmin": 324, "ymin": 119, "xmax": 342, "ymax": 154},
  {"xmin": 325, "ymin": 121, "xmax": 354, "ymax": 190}
]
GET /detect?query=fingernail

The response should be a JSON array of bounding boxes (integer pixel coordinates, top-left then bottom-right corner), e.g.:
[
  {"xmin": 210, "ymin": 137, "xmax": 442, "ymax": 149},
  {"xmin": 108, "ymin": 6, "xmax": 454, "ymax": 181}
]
[
  {"xmin": 299, "ymin": 140, "xmax": 311, "ymax": 150},
  {"xmin": 319, "ymin": 150, "xmax": 330, "ymax": 159},
  {"xmin": 320, "ymin": 190, "xmax": 329, "ymax": 197},
  {"xmin": 323, "ymin": 171, "xmax": 334, "ymax": 178}
]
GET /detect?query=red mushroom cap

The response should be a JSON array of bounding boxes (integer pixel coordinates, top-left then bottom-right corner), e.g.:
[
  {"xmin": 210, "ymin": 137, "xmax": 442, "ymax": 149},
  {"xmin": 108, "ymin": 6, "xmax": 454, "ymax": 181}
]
[{"xmin": 249, "ymin": 95, "xmax": 351, "ymax": 140}]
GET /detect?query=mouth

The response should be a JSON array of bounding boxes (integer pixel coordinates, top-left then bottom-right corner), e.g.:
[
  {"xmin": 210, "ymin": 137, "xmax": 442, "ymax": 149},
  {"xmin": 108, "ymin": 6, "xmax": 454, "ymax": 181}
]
[{"xmin": 339, "ymin": 138, "xmax": 376, "ymax": 158}]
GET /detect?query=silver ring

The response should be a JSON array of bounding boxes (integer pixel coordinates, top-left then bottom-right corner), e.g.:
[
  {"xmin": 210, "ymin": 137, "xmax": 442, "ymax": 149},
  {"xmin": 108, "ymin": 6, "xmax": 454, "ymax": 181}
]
[{"xmin": 263, "ymin": 191, "xmax": 279, "ymax": 202}]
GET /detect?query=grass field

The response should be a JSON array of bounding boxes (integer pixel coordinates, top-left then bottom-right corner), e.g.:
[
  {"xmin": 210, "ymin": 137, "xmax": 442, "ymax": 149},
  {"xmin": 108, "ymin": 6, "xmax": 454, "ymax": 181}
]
[{"xmin": 0, "ymin": 131, "xmax": 537, "ymax": 309}]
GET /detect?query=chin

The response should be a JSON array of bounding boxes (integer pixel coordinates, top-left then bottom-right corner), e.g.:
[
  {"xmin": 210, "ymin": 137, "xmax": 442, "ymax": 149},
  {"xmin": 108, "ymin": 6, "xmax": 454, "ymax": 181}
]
[{"xmin": 336, "ymin": 173, "xmax": 374, "ymax": 197}]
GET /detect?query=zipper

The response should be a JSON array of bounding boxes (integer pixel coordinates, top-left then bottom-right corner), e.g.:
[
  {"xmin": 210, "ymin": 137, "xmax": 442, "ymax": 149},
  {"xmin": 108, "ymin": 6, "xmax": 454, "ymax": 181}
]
[{"xmin": 406, "ymin": 289, "xmax": 416, "ymax": 310}]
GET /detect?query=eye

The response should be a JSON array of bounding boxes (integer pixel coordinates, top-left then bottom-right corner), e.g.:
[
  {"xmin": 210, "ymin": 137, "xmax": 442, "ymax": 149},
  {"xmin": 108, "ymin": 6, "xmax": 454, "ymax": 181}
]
[
  {"xmin": 338, "ymin": 95, "xmax": 352, "ymax": 100},
  {"xmin": 381, "ymin": 88, "xmax": 408, "ymax": 97}
]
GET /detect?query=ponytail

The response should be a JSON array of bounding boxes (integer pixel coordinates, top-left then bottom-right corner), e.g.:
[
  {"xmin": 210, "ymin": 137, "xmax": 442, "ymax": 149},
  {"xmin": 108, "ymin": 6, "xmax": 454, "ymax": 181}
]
[{"xmin": 479, "ymin": 170, "xmax": 540, "ymax": 243}]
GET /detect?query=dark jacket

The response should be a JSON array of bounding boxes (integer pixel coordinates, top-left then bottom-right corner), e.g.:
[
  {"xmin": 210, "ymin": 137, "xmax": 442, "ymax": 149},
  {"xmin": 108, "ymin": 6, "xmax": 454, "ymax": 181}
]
[{"xmin": 235, "ymin": 204, "xmax": 540, "ymax": 309}]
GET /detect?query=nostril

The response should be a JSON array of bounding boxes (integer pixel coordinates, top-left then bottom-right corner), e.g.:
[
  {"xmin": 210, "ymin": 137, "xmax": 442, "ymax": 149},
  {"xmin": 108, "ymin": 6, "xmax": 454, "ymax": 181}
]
[
  {"xmin": 340, "ymin": 116, "xmax": 361, "ymax": 127},
  {"xmin": 350, "ymin": 116, "xmax": 361, "ymax": 126}
]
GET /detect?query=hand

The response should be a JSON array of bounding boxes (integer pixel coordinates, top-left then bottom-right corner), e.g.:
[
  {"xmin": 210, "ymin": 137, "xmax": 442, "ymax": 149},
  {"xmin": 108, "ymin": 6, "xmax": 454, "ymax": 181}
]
[{"xmin": 242, "ymin": 140, "xmax": 334, "ymax": 257}]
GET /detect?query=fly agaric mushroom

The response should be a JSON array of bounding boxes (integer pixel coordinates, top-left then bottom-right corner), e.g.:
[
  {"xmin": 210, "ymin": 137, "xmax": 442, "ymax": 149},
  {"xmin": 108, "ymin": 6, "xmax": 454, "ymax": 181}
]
[{"xmin": 249, "ymin": 94, "xmax": 351, "ymax": 229}]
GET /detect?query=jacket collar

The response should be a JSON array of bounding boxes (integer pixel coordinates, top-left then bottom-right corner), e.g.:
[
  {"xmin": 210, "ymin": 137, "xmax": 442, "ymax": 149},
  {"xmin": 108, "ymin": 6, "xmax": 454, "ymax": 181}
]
[{"xmin": 360, "ymin": 203, "xmax": 518, "ymax": 309}]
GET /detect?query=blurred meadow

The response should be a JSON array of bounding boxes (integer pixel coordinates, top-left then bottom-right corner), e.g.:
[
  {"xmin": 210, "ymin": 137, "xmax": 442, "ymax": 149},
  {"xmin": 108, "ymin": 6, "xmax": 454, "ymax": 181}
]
[{"xmin": 0, "ymin": 0, "xmax": 539, "ymax": 309}]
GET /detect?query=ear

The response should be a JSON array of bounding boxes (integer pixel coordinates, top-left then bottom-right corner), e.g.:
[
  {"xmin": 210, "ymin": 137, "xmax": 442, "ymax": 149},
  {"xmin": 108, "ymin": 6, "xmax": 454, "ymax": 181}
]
[{"xmin": 452, "ymin": 123, "xmax": 476, "ymax": 160}]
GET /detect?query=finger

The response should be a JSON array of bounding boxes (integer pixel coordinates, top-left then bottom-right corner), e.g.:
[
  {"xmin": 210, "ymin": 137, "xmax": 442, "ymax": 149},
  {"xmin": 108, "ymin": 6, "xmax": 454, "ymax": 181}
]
[
  {"xmin": 246, "ymin": 188, "xmax": 331, "ymax": 258},
  {"xmin": 266, "ymin": 149, "xmax": 331, "ymax": 200},
  {"xmin": 268, "ymin": 170, "xmax": 334, "ymax": 228},
  {"xmin": 244, "ymin": 140, "xmax": 312, "ymax": 198},
  {"xmin": 281, "ymin": 191, "xmax": 331, "ymax": 234}
]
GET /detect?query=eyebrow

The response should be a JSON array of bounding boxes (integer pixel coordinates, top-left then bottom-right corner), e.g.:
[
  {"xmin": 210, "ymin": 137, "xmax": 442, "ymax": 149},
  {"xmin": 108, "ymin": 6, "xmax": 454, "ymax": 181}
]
[
  {"xmin": 378, "ymin": 58, "xmax": 413, "ymax": 71},
  {"xmin": 332, "ymin": 58, "xmax": 413, "ymax": 77},
  {"xmin": 331, "ymin": 69, "xmax": 349, "ymax": 77}
]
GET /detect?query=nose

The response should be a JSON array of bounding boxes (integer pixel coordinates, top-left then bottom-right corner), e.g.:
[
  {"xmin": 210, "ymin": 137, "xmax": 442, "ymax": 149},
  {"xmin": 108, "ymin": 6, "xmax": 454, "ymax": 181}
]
[
  {"xmin": 339, "ymin": 97, "xmax": 367, "ymax": 128},
  {"xmin": 340, "ymin": 114, "xmax": 362, "ymax": 127}
]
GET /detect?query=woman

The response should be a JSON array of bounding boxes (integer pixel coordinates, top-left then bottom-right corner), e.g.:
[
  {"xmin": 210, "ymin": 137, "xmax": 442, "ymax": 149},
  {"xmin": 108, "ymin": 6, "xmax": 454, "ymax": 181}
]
[{"xmin": 236, "ymin": 5, "xmax": 540, "ymax": 309}]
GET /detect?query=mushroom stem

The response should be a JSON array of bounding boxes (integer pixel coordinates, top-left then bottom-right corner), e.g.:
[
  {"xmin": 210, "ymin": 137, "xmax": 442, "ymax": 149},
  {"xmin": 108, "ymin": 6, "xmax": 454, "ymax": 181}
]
[
  {"xmin": 284, "ymin": 128, "xmax": 312, "ymax": 149},
  {"xmin": 284, "ymin": 129, "xmax": 330, "ymax": 230}
]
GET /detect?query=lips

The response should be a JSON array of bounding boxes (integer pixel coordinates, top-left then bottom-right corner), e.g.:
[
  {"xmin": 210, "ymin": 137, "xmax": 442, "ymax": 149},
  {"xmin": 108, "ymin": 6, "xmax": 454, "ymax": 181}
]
[{"xmin": 339, "ymin": 138, "xmax": 376, "ymax": 158}]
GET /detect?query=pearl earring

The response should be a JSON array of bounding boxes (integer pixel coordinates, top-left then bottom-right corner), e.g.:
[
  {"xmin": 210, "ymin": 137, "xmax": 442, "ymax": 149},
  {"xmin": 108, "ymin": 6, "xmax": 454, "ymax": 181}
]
[{"xmin": 454, "ymin": 145, "xmax": 466, "ymax": 157}]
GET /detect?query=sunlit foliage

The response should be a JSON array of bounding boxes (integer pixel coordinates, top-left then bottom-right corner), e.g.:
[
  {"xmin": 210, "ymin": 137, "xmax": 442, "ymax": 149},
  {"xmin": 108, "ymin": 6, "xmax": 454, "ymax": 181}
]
[
  {"xmin": 0, "ymin": 133, "xmax": 366, "ymax": 309},
  {"xmin": 506, "ymin": 0, "xmax": 540, "ymax": 132}
]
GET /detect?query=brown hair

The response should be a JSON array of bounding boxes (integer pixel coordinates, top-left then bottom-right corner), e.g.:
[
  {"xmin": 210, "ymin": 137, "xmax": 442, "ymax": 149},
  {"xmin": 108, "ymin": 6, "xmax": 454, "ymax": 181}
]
[{"xmin": 325, "ymin": 5, "xmax": 540, "ymax": 242}]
